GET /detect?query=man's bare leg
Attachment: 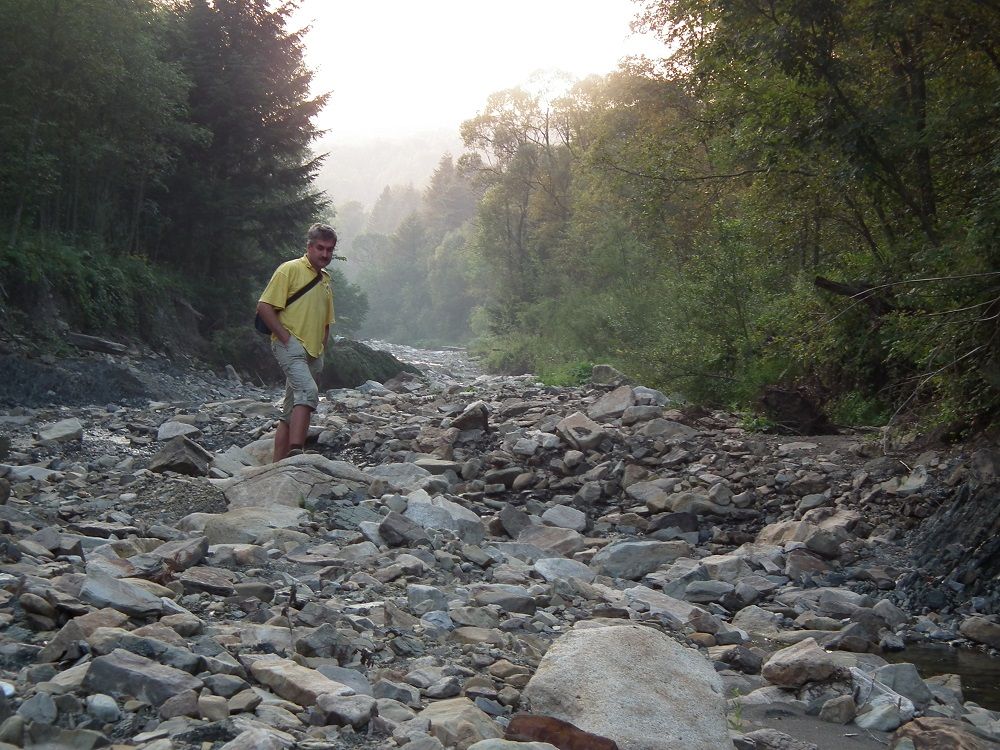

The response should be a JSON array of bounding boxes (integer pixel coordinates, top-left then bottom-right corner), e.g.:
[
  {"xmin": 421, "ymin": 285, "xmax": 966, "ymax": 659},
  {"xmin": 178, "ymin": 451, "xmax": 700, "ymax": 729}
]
[
  {"xmin": 288, "ymin": 404, "xmax": 313, "ymax": 451},
  {"xmin": 272, "ymin": 405, "xmax": 313, "ymax": 461},
  {"xmin": 273, "ymin": 419, "xmax": 291, "ymax": 462}
]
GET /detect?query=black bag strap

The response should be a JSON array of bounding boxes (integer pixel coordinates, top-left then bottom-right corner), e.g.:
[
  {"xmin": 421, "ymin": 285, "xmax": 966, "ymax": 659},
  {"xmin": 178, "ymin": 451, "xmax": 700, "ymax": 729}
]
[{"xmin": 283, "ymin": 272, "xmax": 323, "ymax": 309}]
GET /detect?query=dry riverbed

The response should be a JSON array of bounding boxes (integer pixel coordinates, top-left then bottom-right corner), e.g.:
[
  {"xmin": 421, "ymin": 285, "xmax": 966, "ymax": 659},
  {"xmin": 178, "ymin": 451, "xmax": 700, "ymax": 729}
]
[{"xmin": 0, "ymin": 341, "xmax": 998, "ymax": 750}]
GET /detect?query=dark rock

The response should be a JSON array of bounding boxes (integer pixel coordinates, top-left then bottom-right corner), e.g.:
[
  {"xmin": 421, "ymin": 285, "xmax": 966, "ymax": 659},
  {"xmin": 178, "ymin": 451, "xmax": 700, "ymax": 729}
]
[
  {"xmin": 83, "ymin": 648, "xmax": 203, "ymax": 705},
  {"xmin": 379, "ymin": 511, "xmax": 430, "ymax": 547},
  {"xmin": 149, "ymin": 436, "xmax": 212, "ymax": 476},
  {"xmin": 758, "ymin": 386, "xmax": 836, "ymax": 435}
]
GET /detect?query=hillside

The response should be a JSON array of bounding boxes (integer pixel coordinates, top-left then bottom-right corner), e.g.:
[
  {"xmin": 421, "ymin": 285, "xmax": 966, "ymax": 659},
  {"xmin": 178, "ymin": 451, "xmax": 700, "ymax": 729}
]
[{"xmin": 314, "ymin": 130, "xmax": 465, "ymax": 208}]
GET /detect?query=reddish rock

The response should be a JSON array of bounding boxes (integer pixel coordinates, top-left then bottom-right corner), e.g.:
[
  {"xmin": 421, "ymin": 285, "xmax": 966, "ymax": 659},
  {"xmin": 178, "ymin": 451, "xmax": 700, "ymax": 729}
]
[{"xmin": 506, "ymin": 713, "xmax": 619, "ymax": 750}]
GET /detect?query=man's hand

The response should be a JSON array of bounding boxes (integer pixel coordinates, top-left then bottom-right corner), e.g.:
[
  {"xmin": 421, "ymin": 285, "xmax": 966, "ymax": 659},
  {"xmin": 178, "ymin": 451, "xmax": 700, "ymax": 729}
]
[{"xmin": 255, "ymin": 301, "xmax": 289, "ymax": 343}]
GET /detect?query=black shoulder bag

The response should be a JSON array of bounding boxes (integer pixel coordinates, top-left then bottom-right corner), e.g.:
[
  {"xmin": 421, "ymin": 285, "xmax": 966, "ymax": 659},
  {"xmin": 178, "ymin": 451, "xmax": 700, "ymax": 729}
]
[{"xmin": 254, "ymin": 273, "xmax": 323, "ymax": 335}]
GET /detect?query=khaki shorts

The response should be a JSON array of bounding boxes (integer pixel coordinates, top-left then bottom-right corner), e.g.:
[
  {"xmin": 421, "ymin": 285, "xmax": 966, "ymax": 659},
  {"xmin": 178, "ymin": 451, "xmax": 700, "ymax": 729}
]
[{"xmin": 271, "ymin": 336, "xmax": 323, "ymax": 421}]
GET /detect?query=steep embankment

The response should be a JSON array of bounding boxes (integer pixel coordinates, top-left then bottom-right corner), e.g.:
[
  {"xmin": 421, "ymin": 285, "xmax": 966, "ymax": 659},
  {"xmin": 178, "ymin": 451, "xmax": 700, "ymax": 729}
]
[{"xmin": 0, "ymin": 343, "xmax": 997, "ymax": 749}]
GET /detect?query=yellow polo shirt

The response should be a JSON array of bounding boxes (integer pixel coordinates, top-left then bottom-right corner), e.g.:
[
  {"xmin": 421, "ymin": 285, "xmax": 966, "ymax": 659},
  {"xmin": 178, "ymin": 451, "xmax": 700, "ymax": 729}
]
[{"xmin": 258, "ymin": 254, "xmax": 335, "ymax": 357}]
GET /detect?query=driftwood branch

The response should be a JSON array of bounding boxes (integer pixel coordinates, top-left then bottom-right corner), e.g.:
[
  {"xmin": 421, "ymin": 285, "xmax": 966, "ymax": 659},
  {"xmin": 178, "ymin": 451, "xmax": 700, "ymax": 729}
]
[{"xmin": 814, "ymin": 276, "xmax": 896, "ymax": 316}]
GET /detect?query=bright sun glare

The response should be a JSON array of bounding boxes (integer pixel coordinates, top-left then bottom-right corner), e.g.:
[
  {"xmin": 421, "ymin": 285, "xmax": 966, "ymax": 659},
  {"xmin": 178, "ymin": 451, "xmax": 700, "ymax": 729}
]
[{"xmin": 294, "ymin": 0, "xmax": 661, "ymax": 142}]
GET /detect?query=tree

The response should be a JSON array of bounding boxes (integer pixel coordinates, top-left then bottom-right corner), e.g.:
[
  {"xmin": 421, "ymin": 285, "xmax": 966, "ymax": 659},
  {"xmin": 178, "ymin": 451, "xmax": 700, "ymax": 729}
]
[
  {"xmin": 0, "ymin": 0, "xmax": 191, "ymax": 248},
  {"xmin": 154, "ymin": 0, "xmax": 328, "ymax": 322}
]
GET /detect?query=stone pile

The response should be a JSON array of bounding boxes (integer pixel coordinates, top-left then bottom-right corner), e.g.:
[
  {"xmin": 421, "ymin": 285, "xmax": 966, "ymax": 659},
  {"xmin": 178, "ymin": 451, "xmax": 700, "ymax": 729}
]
[{"xmin": 0, "ymin": 345, "xmax": 997, "ymax": 750}]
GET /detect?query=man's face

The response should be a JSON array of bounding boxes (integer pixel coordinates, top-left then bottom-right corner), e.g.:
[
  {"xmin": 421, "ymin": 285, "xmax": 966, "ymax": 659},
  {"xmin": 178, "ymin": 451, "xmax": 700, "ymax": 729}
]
[{"xmin": 306, "ymin": 238, "xmax": 335, "ymax": 271}]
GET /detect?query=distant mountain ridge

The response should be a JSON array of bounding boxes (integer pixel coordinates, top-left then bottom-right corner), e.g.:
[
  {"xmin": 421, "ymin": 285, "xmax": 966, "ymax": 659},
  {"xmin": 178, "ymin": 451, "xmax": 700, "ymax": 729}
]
[{"xmin": 314, "ymin": 129, "xmax": 465, "ymax": 208}]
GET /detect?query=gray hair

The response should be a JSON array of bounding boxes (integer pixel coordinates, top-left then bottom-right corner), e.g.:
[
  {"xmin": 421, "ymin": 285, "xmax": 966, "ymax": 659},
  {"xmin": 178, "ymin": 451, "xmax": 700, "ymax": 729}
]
[{"xmin": 307, "ymin": 223, "xmax": 338, "ymax": 246}]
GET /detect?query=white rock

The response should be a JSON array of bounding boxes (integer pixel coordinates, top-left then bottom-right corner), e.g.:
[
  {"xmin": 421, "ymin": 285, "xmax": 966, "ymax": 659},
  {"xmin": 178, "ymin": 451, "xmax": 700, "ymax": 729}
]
[{"xmin": 523, "ymin": 622, "xmax": 728, "ymax": 750}]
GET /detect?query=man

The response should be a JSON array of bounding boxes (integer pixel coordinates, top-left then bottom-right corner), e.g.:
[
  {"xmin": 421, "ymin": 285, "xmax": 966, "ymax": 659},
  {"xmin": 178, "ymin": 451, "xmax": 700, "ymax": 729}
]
[{"xmin": 256, "ymin": 223, "xmax": 337, "ymax": 462}]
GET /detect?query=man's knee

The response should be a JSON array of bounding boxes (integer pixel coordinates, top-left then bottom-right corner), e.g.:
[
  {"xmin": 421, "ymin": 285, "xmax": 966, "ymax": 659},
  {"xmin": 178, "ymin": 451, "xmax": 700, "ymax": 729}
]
[{"xmin": 293, "ymin": 379, "xmax": 319, "ymax": 411}]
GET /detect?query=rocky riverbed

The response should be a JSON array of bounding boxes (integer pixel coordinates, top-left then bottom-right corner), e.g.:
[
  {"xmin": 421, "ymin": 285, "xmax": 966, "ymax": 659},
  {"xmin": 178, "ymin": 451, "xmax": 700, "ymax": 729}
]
[{"xmin": 0, "ymin": 341, "xmax": 998, "ymax": 750}]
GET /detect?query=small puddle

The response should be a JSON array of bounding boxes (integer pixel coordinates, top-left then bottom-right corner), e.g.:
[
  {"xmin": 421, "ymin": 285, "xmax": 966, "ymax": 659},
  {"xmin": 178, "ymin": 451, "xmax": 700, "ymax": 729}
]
[{"xmin": 887, "ymin": 643, "xmax": 1000, "ymax": 711}]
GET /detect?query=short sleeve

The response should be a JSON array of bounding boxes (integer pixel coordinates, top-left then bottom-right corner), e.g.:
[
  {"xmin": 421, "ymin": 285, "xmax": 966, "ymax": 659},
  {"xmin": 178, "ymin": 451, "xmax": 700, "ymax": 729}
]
[{"xmin": 259, "ymin": 266, "xmax": 291, "ymax": 309}]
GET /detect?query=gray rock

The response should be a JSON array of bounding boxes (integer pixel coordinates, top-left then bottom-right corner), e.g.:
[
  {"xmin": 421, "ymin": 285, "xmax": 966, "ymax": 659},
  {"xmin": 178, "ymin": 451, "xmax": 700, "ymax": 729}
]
[
  {"xmin": 17, "ymin": 693, "xmax": 57, "ymax": 725},
  {"xmin": 741, "ymin": 728, "xmax": 818, "ymax": 750},
  {"xmin": 517, "ymin": 525, "xmax": 585, "ymax": 557},
  {"xmin": 156, "ymin": 420, "xmax": 201, "ymax": 441},
  {"xmin": 380, "ymin": 511, "xmax": 430, "ymax": 547},
  {"xmin": 149, "ymin": 436, "xmax": 211, "ymax": 476},
  {"xmin": 761, "ymin": 638, "xmax": 844, "ymax": 687},
  {"xmin": 532, "ymin": 557, "xmax": 596, "ymax": 583},
  {"xmin": 590, "ymin": 364, "xmax": 629, "ymax": 385},
  {"xmin": 684, "ymin": 579, "xmax": 735, "ymax": 603},
  {"xmin": 555, "ymin": 412, "xmax": 606, "ymax": 451},
  {"xmin": 368, "ymin": 462, "xmax": 434, "ymax": 492},
  {"xmin": 85, "ymin": 693, "xmax": 120, "ymax": 723},
  {"xmin": 524, "ymin": 622, "xmax": 728, "ymax": 750},
  {"xmin": 621, "ymin": 405, "xmax": 663, "ymax": 425},
  {"xmin": 404, "ymin": 492, "xmax": 485, "ymax": 544},
  {"xmin": 408, "ymin": 584, "xmax": 451, "ymax": 615},
  {"xmin": 418, "ymin": 698, "xmax": 503, "ymax": 749},
  {"xmin": 374, "ymin": 679, "xmax": 421, "ymax": 708},
  {"xmin": 313, "ymin": 693, "xmax": 377, "ymax": 729},
  {"xmin": 83, "ymin": 649, "xmax": 203, "ymax": 705},
  {"xmin": 315, "ymin": 666, "xmax": 372, "ymax": 696},
  {"xmin": 498, "ymin": 505, "xmax": 533, "ymax": 538},
  {"xmin": 874, "ymin": 663, "xmax": 933, "ymax": 709},
  {"xmin": 637, "ymin": 419, "xmax": 695, "ymax": 440},
  {"xmin": 221, "ymin": 455, "xmax": 371, "ymax": 508},
  {"xmin": 188, "ymin": 506, "xmax": 308, "ymax": 545},
  {"xmin": 79, "ymin": 571, "xmax": 164, "ymax": 618},
  {"xmin": 587, "ymin": 385, "xmax": 635, "ymax": 422},
  {"xmin": 38, "ymin": 417, "xmax": 84, "ymax": 443},
  {"xmin": 960, "ymin": 616, "xmax": 1000, "ymax": 649},
  {"xmin": 540, "ymin": 504, "xmax": 587, "ymax": 532},
  {"xmin": 818, "ymin": 694, "xmax": 856, "ymax": 724},
  {"xmin": 591, "ymin": 540, "xmax": 690, "ymax": 580},
  {"xmin": 854, "ymin": 701, "xmax": 904, "ymax": 731},
  {"xmin": 247, "ymin": 655, "xmax": 353, "ymax": 706}
]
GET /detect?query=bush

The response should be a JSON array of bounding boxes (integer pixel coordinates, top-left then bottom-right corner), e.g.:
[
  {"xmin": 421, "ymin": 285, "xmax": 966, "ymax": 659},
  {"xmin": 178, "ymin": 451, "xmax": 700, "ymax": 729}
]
[
  {"xmin": 0, "ymin": 230, "xmax": 180, "ymax": 342},
  {"xmin": 538, "ymin": 361, "xmax": 594, "ymax": 387}
]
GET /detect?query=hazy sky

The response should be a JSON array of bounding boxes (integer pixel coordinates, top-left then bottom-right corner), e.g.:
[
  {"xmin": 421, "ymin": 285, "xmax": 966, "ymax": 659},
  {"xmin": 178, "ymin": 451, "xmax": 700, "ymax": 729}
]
[{"xmin": 293, "ymin": 0, "xmax": 661, "ymax": 142}]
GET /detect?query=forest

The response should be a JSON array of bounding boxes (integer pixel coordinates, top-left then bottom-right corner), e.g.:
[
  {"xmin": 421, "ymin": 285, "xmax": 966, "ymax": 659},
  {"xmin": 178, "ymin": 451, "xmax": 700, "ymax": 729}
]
[{"xmin": 1, "ymin": 0, "xmax": 998, "ymax": 433}]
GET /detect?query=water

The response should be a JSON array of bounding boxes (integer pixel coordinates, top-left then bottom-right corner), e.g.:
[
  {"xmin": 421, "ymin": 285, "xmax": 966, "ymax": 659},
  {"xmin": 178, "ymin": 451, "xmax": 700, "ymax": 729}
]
[{"xmin": 888, "ymin": 644, "xmax": 1000, "ymax": 711}]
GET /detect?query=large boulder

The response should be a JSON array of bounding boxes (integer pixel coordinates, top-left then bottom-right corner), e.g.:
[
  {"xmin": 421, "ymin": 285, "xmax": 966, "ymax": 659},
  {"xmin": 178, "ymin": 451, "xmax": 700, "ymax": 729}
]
[
  {"xmin": 180, "ymin": 506, "xmax": 308, "ymax": 545},
  {"xmin": 762, "ymin": 638, "xmax": 846, "ymax": 687},
  {"xmin": 218, "ymin": 455, "xmax": 371, "ymax": 509},
  {"xmin": 319, "ymin": 338, "xmax": 422, "ymax": 389},
  {"xmin": 522, "ymin": 622, "xmax": 728, "ymax": 750}
]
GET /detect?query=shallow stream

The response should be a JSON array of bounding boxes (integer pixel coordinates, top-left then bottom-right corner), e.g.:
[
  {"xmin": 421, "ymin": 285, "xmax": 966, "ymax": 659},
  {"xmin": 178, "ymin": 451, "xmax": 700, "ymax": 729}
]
[{"xmin": 889, "ymin": 644, "xmax": 1000, "ymax": 711}]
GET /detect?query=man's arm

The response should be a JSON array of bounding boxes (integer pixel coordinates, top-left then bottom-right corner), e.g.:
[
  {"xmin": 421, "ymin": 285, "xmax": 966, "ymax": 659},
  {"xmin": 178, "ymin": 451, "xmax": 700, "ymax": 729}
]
[{"xmin": 256, "ymin": 301, "xmax": 290, "ymax": 345}]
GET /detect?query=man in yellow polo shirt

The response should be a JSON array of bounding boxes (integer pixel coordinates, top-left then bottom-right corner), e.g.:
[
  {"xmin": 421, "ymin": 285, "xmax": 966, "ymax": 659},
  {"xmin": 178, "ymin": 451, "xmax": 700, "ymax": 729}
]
[{"xmin": 256, "ymin": 223, "xmax": 336, "ymax": 462}]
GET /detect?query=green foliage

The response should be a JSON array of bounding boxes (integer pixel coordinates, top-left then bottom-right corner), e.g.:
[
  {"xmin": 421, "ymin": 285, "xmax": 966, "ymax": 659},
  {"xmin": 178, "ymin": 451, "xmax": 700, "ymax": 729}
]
[
  {"xmin": 828, "ymin": 392, "xmax": 890, "ymax": 428},
  {"xmin": 0, "ymin": 230, "xmax": 179, "ymax": 339},
  {"xmin": 738, "ymin": 412, "xmax": 778, "ymax": 434},
  {"xmin": 454, "ymin": 0, "xmax": 999, "ymax": 430},
  {"xmin": 538, "ymin": 361, "xmax": 594, "ymax": 387}
]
